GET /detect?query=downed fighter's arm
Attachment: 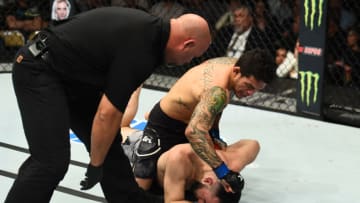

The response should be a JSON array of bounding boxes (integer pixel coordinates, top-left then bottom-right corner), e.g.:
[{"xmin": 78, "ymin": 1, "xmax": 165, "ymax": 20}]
[
  {"xmin": 121, "ymin": 85, "xmax": 142, "ymax": 128},
  {"xmin": 90, "ymin": 94, "xmax": 123, "ymax": 166},
  {"xmin": 185, "ymin": 86, "xmax": 226, "ymax": 169}
]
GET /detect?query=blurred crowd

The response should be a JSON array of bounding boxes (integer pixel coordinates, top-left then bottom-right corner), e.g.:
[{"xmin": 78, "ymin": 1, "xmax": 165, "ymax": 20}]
[{"xmin": 0, "ymin": 0, "xmax": 359, "ymax": 89}]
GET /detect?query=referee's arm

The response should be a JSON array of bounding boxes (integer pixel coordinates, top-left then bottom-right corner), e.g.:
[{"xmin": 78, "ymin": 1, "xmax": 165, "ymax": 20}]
[{"xmin": 90, "ymin": 93, "xmax": 123, "ymax": 166}]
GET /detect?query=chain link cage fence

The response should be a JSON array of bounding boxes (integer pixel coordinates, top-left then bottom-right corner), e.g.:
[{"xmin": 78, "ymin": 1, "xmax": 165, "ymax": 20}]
[{"xmin": 0, "ymin": 0, "xmax": 359, "ymax": 127}]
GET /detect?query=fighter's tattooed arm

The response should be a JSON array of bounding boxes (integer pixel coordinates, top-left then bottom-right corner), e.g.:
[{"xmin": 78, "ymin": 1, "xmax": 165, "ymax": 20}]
[{"xmin": 185, "ymin": 86, "xmax": 227, "ymax": 168}]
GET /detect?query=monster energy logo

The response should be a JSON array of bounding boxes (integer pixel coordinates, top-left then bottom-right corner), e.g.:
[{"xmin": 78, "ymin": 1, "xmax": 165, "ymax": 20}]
[
  {"xmin": 304, "ymin": 0, "xmax": 324, "ymax": 30},
  {"xmin": 299, "ymin": 71, "xmax": 320, "ymax": 106}
]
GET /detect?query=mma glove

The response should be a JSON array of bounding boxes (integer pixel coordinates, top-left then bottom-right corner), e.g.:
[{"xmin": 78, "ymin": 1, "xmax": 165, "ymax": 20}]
[
  {"xmin": 209, "ymin": 128, "xmax": 227, "ymax": 150},
  {"xmin": 214, "ymin": 162, "xmax": 244, "ymax": 193},
  {"xmin": 80, "ymin": 163, "xmax": 103, "ymax": 190}
]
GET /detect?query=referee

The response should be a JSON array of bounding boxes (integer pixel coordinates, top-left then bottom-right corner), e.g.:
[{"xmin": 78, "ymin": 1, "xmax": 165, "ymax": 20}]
[{"xmin": 5, "ymin": 7, "xmax": 211, "ymax": 203}]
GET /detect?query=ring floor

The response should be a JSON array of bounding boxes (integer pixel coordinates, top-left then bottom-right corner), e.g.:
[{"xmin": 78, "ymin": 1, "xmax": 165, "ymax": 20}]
[{"xmin": 1, "ymin": 73, "xmax": 359, "ymax": 203}]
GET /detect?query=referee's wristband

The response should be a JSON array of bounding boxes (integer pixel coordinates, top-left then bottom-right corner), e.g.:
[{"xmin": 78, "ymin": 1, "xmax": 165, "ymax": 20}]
[{"xmin": 213, "ymin": 162, "xmax": 229, "ymax": 179}]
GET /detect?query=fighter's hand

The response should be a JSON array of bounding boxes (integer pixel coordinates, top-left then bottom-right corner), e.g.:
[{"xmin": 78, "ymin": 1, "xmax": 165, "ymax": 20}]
[
  {"xmin": 80, "ymin": 163, "xmax": 103, "ymax": 190},
  {"xmin": 221, "ymin": 171, "xmax": 244, "ymax": 193},
  {"xmin": 214, "ymin": 162, "xmax": 244, "ymax": 193}
]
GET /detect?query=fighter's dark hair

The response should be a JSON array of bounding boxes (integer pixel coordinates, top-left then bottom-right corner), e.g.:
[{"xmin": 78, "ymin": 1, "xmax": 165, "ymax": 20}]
[
  {"xmin": 215, "ymin": 183, "xmax": 242, "ymax": 203},
  {"xmin": 234, "ymin": 48, "xmax": 276, "ymax": 84},
  {"xmin": 189, "ymin": 180, "xmax": 243, "ymax": 203}
]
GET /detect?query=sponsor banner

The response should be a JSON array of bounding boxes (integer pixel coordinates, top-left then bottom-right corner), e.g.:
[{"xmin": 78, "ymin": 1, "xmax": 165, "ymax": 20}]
[
  {"xmin": 297, "ymin": 0, "xmax": 328, "ymax": 118},
  {"xmin": 299, "ymin": 71, "xmax": 320, "ymax": 107}
]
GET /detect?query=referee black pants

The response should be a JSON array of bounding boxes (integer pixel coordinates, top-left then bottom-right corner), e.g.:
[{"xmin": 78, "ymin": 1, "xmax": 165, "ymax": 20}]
[{"xmin": 5, "ymin": 47, "xmax": 162, "ymax": 203}]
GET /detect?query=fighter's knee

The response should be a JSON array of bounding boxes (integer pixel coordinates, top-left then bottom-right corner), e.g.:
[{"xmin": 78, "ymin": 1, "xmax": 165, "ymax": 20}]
[{"xmin": 133, "ymin": 127, "xmax": 162, "ymax": 179}]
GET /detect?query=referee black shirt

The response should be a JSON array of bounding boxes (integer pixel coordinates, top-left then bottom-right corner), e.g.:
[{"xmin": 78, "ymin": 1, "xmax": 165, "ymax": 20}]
[{"xmin": 45, "ymin": 7, "xmax": 169, "ymax": 112}]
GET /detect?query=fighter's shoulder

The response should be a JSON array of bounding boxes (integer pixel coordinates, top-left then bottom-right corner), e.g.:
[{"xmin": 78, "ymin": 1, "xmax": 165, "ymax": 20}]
[
  {"xmin": 167, "ymin": 144, "xmax": 193, "ymax": 161},
  {"xmin": 204, "ymin": 57, "xmax": 237, "ymax": 65}
]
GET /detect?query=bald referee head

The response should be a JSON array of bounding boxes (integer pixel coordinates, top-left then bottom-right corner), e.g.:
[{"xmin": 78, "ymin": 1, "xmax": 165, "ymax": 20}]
[{"xmin": 165, "ymin": 13, "xmax": 212, "ymax": 65}]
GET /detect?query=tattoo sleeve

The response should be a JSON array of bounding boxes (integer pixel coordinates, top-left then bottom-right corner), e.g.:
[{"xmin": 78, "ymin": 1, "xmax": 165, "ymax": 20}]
[{"xmin": 186, "ymin": 86, "xmax": 227, "ymax": 168}]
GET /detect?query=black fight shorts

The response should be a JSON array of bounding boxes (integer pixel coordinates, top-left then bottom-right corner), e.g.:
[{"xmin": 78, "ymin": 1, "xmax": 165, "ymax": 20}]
[
  {"xmin": 132, "ymin": 102, "xmax": 189, "ymax": 179},
  {"xmin": 122, "ymin": 127, "xmax": 162, "ymax": 179}
]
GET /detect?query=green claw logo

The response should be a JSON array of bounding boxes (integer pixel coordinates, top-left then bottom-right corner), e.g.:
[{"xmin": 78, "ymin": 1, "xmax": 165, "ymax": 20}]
[
  {"xmin": 299, "ymin": 71, "xmax": 320, "ymax": 106},
  {"xmin": 304, "ymin": 0, "xmax": 324, "ymax": 30}
]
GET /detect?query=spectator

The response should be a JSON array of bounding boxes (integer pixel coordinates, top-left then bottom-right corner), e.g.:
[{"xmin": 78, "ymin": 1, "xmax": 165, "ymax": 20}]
[
  {"xmin": 182, "ymin": 0, "xmax": 227, "ymax": 32},
  {"xmin": 111, "ymin": 0, "xmax": 150, "ymax": 11},
  {"xmin": 346, "ymin": 26, "xmax": 360, "ymax": 54},
  {"xmin": 275, "ymin": 39, "xmax": 298, "ymax": 79},
  {"xmin": 253, "ymin": 0, "xmax": 268, "ymax": 32},
  {"xmin": 329, "ymin": 0, "xmax": 356, "ymax": 32},
  {"xmin": 253, "ymin": 0, "xmax": 280, "ymax": 41},
  {"xmin": 325, "ymin": 15, "xmax": 348, "ymax": 86},
  {"xmin": 266, "ymin": 0, "xmax": 292, "ymax": 28},
  {"xmin": 278, "ymin": 0, "xmax": 299, "ymax": 51},
  {"xmin": 75, "ymin": 0, "xmax": 109, "ymax": 12},
  {"xmin": 51, "ymin": 0, "xmax": 71, "ymax": 21},
  {"xmin": 149, "ymin": 0, "xmax": 187, "ymax": 22},
  {"xmin": 346, "ymin": 26, "xmax": 360, "ymax": 88},
  {"xmin": 211, "ymin": 4, "xmax": 272, "ymax": 58},
  {"xmin": 5, "ymin": 0, "xmax": 45, "ymax": 39},
  {"xmin": 0, "ymin": 36, "xmax": 5, "ymax": 56},
  {"xmin": 326, "ymin": 15, "xmax": 347, "ymax": 65},
  {"xmin": 214, "ymin": 0, "xmax": 242, "ymax": 31},
  {"xmin": 334, "ymin": 26, "xmax": 360, "ymax": 87}
]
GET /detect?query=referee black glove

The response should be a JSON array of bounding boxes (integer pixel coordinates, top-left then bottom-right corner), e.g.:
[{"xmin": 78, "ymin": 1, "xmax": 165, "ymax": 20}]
[{"xmin": 80, "ymin": 163, "xmax": 103, "ymax": 190}]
